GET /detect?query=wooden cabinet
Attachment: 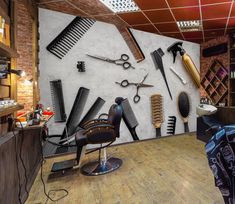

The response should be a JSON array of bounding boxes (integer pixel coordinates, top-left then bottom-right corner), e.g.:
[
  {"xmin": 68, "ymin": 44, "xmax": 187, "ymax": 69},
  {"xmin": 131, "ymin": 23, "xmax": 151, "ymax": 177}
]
[
  {"xmin": 0, "ymin": 127, "xmax": 42, "ymax": 203},
  {"xmin": 201, "ymin": 59, "xmax": 228, "ymax": 105},
  {"xmin": 0, "ymin": 2, "xmax": 41, "ymax": 203},
  {"xmin": 0, "ymin": 1, "xmax": 20, "ymax": 118},
  {"xmin": 0, "ymin": 42, "xmax": 19, "ymax": 57}
]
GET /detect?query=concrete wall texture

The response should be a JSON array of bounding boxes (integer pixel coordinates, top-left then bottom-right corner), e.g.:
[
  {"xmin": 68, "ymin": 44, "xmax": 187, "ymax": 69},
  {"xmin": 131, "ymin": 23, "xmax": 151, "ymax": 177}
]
[{"xmin": 39, "ymin": 8, "xmax": 200, "ymax": 145}]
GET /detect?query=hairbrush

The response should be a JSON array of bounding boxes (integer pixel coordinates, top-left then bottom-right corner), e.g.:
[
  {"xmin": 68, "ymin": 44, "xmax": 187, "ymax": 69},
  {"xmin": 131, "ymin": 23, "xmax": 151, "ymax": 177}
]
[
  {"xmin": 151, "ymin": 94, "xmax": 163, "ymax": 137},
  {"xmin": 167, "ymin": 116, "xmax": 176, "ymax": 135},
  {"xmin": 77, "ymin": 61, "xmax": 85, "ymax": 72},
  {"xmin": 178, "ymin": 92, "xmax": 190, "ymax": 132}
]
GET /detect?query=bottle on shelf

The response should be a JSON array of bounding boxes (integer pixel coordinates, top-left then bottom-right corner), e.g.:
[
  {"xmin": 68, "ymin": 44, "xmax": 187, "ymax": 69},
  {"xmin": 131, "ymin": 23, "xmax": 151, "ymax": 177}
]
[{"xmin": 231, "ymin": 71, "xmax": 235, "ymax": 79}]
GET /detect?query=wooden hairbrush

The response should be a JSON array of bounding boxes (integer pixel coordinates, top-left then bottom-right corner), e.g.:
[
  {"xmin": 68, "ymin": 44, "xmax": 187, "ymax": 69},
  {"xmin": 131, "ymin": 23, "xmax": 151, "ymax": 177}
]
[
  {"xmin": 151, "ymin": 94, "xmax": 163, "ymax": 137},
  {"xmin": 178, "ymin": 92, "xmax": 190, "ymax": 132}
]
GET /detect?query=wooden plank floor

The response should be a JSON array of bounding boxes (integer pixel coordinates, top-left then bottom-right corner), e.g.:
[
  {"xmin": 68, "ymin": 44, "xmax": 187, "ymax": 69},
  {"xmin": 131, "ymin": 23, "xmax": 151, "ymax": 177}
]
[{"xmin": 26, "ymin": 134, "xmax": 223, "ymax": 204}]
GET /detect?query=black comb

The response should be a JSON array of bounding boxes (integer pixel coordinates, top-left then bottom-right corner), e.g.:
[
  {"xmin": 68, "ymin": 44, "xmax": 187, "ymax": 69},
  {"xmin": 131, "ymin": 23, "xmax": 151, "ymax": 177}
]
[
  {"xmin": 47, "ymin": 17, "xmax": 95, "ymax": 59},
  {"xmin": 151, "ymin": 48, "xmax": 173, "ymax": 100},
  {"xmin": 120, "ymin": 98, "xmax": 140, "ymax": 141},
  {"xmin": 167, "ymin": 116, "xmax": 176, "ymax": 135},
  {"xmin": 50, "ymin": 80, "xmax": 67, "ymax": 122},
  {"xmin": 77, "ymin": 61, "xmax": 85, "ymax": 72}
]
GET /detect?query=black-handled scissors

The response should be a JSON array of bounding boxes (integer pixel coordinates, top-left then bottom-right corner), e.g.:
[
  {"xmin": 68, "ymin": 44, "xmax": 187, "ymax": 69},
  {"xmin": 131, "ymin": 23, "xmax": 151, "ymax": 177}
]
[
  {"xmin": 116, "ymin": 74, "xmax": 154, "ymax": 103},
  {"xmin": 87, "ymin": 53, "xmax": 135, "ymax": 69}
]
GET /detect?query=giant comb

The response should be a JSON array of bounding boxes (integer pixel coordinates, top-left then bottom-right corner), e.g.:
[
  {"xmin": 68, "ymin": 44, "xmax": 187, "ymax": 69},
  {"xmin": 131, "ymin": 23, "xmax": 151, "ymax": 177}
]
[
  {"xmin": 120, "ymin": 98, "xmax": 140, "ymax": 141},
  {"xmin": 50, "ymin": 79, "xmax": 67, "ymax": 122},
  {"xmin": 47, "ymin": 17, "xmax": 95, "ymax": 59},
  {"xmin": 151, "ymin": 94, "xmax": 163, "ymax": 137}
]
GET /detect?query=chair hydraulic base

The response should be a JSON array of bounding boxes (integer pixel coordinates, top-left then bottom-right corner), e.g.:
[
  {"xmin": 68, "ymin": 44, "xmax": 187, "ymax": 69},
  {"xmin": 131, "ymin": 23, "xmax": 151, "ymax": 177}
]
[{"xmin": 81, "ymin": 157, "xmax": 122, "ymax": 176}]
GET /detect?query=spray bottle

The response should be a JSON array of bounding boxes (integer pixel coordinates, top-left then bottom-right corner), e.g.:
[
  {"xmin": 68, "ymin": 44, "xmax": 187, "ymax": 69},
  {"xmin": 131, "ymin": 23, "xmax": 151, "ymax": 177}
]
[{"xmin": 167, "ymin": 41, "xmax": 200, "ymax": 88}]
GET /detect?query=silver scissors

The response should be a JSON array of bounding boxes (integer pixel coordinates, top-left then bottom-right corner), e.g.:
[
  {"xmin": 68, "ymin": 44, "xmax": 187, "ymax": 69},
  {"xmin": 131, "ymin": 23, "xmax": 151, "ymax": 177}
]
[
  {"xmin": 116, "ymin": 74, "xmax": 154, "ymax": 103},
  {"xmin": 87, "ymin": 53, "xmax": 135, "ymax": 69}
]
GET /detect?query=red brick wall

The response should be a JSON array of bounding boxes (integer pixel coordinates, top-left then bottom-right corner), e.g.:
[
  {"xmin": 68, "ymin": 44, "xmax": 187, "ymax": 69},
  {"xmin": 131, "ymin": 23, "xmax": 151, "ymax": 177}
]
[
  {"xmin": 16, "ymin": 1, "xmax": 33, "ymax": 111},
  {"xmin": 200, "ymin": 36, "xmax": 229, "ymax": 99}
]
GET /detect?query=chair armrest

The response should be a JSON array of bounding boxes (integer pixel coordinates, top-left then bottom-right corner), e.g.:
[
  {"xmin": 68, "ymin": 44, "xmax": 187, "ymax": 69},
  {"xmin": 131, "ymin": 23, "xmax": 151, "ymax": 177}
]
[
  {"xmin": 98, "ymin": 113, "xmax": 109, "ymax": 119},
  {"xmin": 81, "ymin": 119, "xmax": 109, "ymax": 129}
]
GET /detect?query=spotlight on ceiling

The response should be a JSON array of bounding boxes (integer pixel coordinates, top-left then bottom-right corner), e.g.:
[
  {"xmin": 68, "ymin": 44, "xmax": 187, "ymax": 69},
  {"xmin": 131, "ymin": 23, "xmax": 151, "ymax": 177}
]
[
  {"xmin": 99, "ymin": 0, "xmax": 140, "ymax": 13},
  {"xmin": 177, "ymin": 20, "xmax": 202, "ymax": 32},
  {"xmin": 10, "ymin": 69, "xmax": 26, "ymax": 77}
]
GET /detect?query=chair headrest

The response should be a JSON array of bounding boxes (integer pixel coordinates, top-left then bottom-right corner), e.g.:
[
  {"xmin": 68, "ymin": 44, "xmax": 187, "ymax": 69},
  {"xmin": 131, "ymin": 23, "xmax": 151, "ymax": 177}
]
[
  {"xmin": 108, "ymin": 104, "xmax": 122, "ymax": 123},
  {"xmin": 108, "ymin": 104, "xmax": 123, "ymax": 137},
  {"xmin": 115, "ymin": 97, "xmax": 124, "ymax": 105}
]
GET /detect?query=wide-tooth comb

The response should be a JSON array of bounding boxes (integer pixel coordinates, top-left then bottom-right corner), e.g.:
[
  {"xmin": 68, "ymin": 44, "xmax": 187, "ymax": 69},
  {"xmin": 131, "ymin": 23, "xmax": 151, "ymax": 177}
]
[
  {"xmin": 151, "ymin": 94, "xmax": 163, "ymax": 137},
  {"xmin": 167, "ymin": 116, "xmax": 176, "ymax": 135},
  {"xmin": 47, "ymin": 17, "xmax": 96, "ymax": 59}
]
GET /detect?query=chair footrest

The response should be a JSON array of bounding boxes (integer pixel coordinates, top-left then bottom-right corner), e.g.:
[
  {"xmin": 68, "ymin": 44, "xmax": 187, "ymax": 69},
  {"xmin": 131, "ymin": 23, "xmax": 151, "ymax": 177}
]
[{"xmin": 51, "ymin": 159, "xmax": 77, "ymax": 172}]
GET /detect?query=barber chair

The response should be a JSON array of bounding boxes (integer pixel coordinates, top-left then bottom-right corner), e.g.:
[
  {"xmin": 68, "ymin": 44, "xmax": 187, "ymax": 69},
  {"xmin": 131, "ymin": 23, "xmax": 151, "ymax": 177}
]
[
  {"xmin": 205, "ymin": 125, "xmax": 235, "ymax": 204},
  {"xmin": 51, "ymin": 102, "xmax": 123, "ymax": 175},
  {"xmin": 197, "ymin": 116, "xmax": 223, "ymax": 143}
]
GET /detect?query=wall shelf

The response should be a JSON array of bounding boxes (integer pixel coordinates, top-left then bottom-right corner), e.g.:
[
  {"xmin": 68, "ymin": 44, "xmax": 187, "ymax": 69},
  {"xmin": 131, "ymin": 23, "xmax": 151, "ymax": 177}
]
[
  {"xmin": 229, "ymin": 32, "xmax": 235, "ymax": 106},
  {"xmin": 0, "ymin": 42, "xmax": 19, "ymax": 58},
  {"xmin": 0, "ymin": 104, "xmax": 24, "ymax": 117},
  {"xmin": 0, "ymin": 5, "xmax": 10, "ymax": 24},
  {"xmin": 201, "ymin": 59, "xmax": 228, "ymax": 105}
]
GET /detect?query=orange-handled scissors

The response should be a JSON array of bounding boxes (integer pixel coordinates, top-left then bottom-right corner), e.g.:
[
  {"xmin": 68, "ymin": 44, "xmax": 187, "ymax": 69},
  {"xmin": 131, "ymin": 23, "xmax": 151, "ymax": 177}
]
[{"xmin": 116, "ymin": 74, "xmax": 154, "ymax": 103}]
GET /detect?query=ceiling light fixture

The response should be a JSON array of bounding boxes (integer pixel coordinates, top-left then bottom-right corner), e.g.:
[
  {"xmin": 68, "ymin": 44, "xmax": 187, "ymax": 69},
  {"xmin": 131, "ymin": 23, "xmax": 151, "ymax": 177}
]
[
  {"xmin": 177, "ymin": 20, "xmax": 202, "ymax": 32},
  {"xmin": 99, "ymin": 0, "xmax": 140, "ymax": 13}
]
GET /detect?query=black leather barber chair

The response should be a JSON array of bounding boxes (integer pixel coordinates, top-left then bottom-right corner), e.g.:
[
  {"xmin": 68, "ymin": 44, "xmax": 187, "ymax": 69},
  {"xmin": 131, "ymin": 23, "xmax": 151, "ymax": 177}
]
[
  {"xmin": 197, "ymin": 116, "xmax": 223, "ymax": 143},
  {"xmin": 51, "ymin": 102, "xmax": 123, "ymax": 175},
  {"xmin": 205, "ymin": 125, "xmax": 235, "ymax": 204},
  {"xmin": 76, "ymin": 103, "xmax": 123, "ymax": 175}
]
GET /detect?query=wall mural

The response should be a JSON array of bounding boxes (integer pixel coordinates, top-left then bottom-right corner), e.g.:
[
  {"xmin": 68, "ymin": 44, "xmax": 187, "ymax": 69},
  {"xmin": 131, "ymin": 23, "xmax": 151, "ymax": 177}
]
[{"xmin": 39, "ymin": 8, "xmax": 200, "ymax": 145}]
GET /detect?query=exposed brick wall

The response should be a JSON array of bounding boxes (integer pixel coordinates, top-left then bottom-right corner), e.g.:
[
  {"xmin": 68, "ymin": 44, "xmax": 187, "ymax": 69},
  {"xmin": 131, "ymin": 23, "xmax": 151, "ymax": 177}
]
[
  {"xmin": 200, "ymin": 36, "xmax": 229, "ymax": 101},
  {"xmin": 16, "ymin": 1, "xmax": 33, "ymax": 111}
]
